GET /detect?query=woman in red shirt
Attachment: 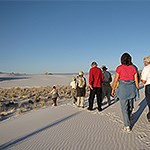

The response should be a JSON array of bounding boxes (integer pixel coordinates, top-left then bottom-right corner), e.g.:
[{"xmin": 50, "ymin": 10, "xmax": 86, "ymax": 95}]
[{"xmin": 112, "ymin": 53, "xmax": 139, "ymax": 133}]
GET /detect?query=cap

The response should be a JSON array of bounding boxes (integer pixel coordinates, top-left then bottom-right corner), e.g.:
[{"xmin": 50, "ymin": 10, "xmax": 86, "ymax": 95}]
[
  {"xmin": 101, "ymin": 65, "xmax": 108, "ymax": 70},
  {"xmin": 79, "ymin": 71, "xmax": 84, "ymax": 76}
]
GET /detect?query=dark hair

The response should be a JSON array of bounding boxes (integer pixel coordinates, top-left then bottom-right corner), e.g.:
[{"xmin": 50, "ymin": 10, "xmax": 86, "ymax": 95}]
[
  {"xmin": 121, "ymin": 53, "xmax": 132, "ymax": 66},
  {"xmin": 53, "ymin": 86, "xmax": 56, "ymax": 89},
  {"xmin": 91, "ymin": 61, "xmax": 97, "ymax": 67}
]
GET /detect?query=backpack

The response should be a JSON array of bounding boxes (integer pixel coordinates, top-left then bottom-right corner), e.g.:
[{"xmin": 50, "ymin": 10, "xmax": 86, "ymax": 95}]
[
  {"xmin": 77, "ymin": 77, "xmax": 86, "ymax": 88},
  {"xmin": 103, "ymin": 71, "xmax": 112, "ymax": 83}
]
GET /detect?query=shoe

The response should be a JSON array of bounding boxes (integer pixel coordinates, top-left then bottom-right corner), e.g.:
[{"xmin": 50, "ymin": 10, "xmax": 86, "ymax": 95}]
[
  {"xmin": 123, "ymin": 126, "xmax": 131, "ymax": 133},
  {"xmin": 108, "ymin": 101, "xmax": 111, "ymax": 106},
  {"xmin": 73, "ymin": 102, "xmax": 76, "ymax": 105},
  {"xmin": 97, "ymin": 108, "xmax": 102, "ymax": 112},
  {"xmin": 147, "ymin": 112, "xmax": 150, "ymax": 122},
  {"xmin": 87, "ymin": 107, "xmax": 92, "ymax": 111}
]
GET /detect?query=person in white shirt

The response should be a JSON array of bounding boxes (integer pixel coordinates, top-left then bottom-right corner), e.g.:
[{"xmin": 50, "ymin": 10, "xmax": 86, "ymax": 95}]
[
  {"xmin": 141, "ymin": 55, "xmax": 150, "ymax": 122},
  {"xmin": 70, "ymin": 77, "xmax": 77, "ymax": 105}
]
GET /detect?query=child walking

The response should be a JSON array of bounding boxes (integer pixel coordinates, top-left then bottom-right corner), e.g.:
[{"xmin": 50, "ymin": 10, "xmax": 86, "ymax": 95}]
[{"xmin": 50, "ymin": 86, "xmax": 59, "ymax": 106}]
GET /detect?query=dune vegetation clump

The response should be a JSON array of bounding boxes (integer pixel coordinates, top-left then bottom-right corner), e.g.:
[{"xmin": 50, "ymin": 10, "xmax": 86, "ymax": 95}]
[{"xmin": 0, "ymin": 85, "xmax": 90, "ymax": 120}]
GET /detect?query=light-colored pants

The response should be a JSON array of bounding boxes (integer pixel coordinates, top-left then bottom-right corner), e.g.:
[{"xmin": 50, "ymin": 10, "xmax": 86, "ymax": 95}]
[{"xmin": 77, "ymin": 97, "xmax": 84, "ymax": 107}]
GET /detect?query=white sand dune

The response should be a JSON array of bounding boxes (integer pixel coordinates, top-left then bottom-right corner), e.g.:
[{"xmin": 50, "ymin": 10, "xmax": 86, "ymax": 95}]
[
  {"xmin": 0, "ymin": 74, "xmax": 89, "ymax": 88},
  {"xmin": 0, "ymin": 74, "xmax": 76, "ymax": 88},
  {"xmin": 0, "ymin": 74, "xmax": 150, "ymax": 150}
]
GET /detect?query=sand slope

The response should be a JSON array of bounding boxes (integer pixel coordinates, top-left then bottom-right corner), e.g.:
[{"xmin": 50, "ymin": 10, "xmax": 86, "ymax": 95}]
[
  {"xmin": 0, "ymin": 74, "xmax": 150, "ymax": 150},
  {"xmin": 0, "ymin": 87, "xmax": 150, "ymax": 150}
]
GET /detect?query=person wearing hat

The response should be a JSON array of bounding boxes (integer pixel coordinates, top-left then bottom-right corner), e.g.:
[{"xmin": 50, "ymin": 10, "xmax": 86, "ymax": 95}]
[
  {"xmin": 101, "ymin": 65, "xmax": 112, "ymax": 106},
  {"xmin": 141, "ymin": 55, "xmax": 150, "ymax": 122},
  {"xmin": 70, "ymin": 76, "xmax": 77, "ymax": 105},
  {"xmin": 76, "ymin": 71, "xmax": 86, "ymax": 108},
  {"xmin": 87, "ymin": 62, "xmax": 104, "ymax": 111}
]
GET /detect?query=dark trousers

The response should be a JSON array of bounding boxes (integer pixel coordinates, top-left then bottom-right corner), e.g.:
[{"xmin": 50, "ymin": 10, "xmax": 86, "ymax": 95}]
[
  {"xmin": 102, "ymin": 84, "xmax": 112, "ymax": 104},
  {"xmin": 145, "ymin": 84, "xmax": 150, "ymax": 112},
  {"xmin": 88, "ymin": 87, "xmax": 102, "ymax": 109},
  {"xmin": 52, "ymin": 97, "xmax": 57, "ymax": 106}
]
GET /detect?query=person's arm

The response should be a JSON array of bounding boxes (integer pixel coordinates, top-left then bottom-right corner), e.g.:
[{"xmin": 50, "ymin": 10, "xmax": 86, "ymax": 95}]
[
  {"xmin": 134, "ymin": 73, "xmax": 139, "ymax": 89},
  {"xmin": 141, "ymin": 79, "xmax": 146, "ymax": 84},
  {"xmin": 50, "ymin": 89, "xmax": 54, "ymax": 95},
  {"xmin": 111, "ymin": 73, "xmax": 119, "ymax": 97},
  {"xmin": 101, "ymin": 72, "xmax": 104, "ymax": 83},
  {"xmin": 89, "ymin": 70, "xmax": 93, "ymax": 90},
  {"xmin": 141, "ymin": 67, "xmax": 147, "ymax": 84},
  {"xmin": 56, "ymin": 90, "xmax": 59, "ymax": 98},
  {"xmin": 109, "ymin": 72, "xmax": 112, "ymax": 83}
]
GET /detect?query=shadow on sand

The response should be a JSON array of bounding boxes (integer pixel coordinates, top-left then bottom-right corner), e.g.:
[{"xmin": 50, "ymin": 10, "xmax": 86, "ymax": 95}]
[
  {"xmin": 0, "ymin": 76, "xmax": 30, "ymax": 82},
  {"xmin": 84, "ymin": 96, "xmax": 119, "ymax": 111},
  {"xmin": 132, "ymin": 98, "xmax": 147, "ymax": 128},
  {"xmin": 0, "ymin": 111, "xmax": 82, "ymax": 150},
  {"xmin": 102, "ymin": 96, "xmax": 119, "ymax": 111}
]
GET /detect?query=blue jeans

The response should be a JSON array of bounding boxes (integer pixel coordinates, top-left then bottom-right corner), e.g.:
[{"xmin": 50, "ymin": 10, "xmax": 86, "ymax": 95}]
[{"xmin": 119, "ymin": 98, "xmax": 133, "ymax": 127}]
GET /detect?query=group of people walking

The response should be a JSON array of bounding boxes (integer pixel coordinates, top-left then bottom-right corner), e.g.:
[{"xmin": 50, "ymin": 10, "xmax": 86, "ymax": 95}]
[
  {"xmin": 70, "ymin": 62, "xmax": 112, "ymax": 111},
  {"xmin": 70, "ymin": 52, "xmax": 150, "ymax": 133},
  {"xmin": 70, "ymin": 62, "xmax": 112, "ymax": 110}
]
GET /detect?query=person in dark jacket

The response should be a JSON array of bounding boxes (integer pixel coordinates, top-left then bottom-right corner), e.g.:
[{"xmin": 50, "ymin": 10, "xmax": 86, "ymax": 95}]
[{"xmin": 101, "ymin": 65, "xmax": 112, "ymax": 106}]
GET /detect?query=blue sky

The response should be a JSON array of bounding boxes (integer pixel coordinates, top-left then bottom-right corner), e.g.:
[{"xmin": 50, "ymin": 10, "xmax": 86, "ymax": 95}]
[{"xmin": 0, "ymin": 0, "xmax": 149, "ymax": 74}]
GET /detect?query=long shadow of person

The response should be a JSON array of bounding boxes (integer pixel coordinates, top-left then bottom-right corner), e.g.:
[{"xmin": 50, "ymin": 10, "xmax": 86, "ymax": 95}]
[
  {"xmin": 0, "ymin": 111, "xmax": 81, "ymax": 150},
  {"xmin": 102, "ymin": 96, "xmax": 119, "ymax": 111},
  {"xmin": 131, "ymin": 98, "xmax": 147, "ymax": 128}
]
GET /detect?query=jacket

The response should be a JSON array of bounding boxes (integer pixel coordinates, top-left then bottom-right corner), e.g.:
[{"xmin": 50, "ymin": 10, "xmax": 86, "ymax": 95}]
[
  {"xmin": 117, "ymin": 80, "xmax": 137, "ymax": 100},
  {"xmin": 89, "ymin": 66, "xmax": 104, "ymax": 88}
]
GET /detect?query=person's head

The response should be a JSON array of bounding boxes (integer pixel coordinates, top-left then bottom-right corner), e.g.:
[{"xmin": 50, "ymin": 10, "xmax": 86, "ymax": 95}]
[
  {"xmin": 53, "ymin": 86, "xmax": 56, "ymax": 89},
  {"xmin": 144, "ymin": 56, "xmax": 150, "ymax": 66},
  {"xmin": 121, "ymin": 53, "xmax": 132, "ymax": 66},
  {"xmin": 101, "ymin": 65, "xmax": 108, "ymax": 71},
  {"xmin": 91, "ymin": 61, "xmax": 98, "ymax": 67},
  {"xmin": 79, "ymin": 71, "xmax": 84, "ymax": 76}
]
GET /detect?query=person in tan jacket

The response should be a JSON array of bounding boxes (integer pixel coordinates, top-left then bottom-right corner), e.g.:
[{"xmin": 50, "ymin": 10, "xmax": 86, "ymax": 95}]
[{"xmin": 50, "ymin": 86, "xmax": 59, "ymax": 106}]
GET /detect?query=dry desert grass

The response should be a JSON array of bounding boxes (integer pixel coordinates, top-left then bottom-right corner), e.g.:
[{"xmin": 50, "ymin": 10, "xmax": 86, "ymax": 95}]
[{"xmin": 0, "ymin": 85, "xmax": 90, "ymax": 120}]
